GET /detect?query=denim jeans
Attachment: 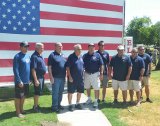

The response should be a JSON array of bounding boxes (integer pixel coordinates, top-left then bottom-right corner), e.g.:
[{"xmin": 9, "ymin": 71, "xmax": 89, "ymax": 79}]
[{"xmin": 52, "ymin": 77, "xmax": 65, "ymax": 110}]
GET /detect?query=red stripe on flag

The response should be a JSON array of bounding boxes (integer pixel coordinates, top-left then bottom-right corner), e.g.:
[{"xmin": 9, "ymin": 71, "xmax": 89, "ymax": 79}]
[
  {"xmin": 40, "ymin": 28, "xmax": 122, "ymax": 37},
  {"xmin": 0, "ymin": 42, "xmax": 119, "ymax": 50},
  {"xmin": 41, "ymin": 0, "xmax": 123, "ymax": 12},
  {"xmin": 40, "ymin": 11, "xmax": 123, "ymax": 25},
  {"xmin": 0, "ymin": 74, "xmax": 50, "ymax": 83}
]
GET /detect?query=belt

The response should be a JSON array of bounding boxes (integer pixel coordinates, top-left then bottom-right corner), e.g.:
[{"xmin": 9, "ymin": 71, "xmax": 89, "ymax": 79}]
[{"xmin": 85, "ymin": 71, "xmax": 98, "ymax": 75}]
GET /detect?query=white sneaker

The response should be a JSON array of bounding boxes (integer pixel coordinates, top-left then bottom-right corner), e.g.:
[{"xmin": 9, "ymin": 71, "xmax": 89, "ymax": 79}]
[
  {"xmin": 93, "ymin": 100, "xmax": 98, "ymax": 108},
  {"xmin": 86, "ymin": 98, "xmax": 92, "ymax": 104}
]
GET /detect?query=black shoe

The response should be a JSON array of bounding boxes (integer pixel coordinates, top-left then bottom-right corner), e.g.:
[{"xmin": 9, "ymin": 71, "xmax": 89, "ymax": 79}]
[
  {"xmin": 113, "ymin": 99, "xmax": 118, "ymax": 104},
  {"xmin": 68, "ymin": 105, "xmax": 74, "ymax": 111},
  {"xmin": 146, "ymin": 98, "xmax": 153, "ymax": 103},
  {"xmin": 97, "ymin": 99, "xmax": 101, "ymax": 103},
  {"xmin": 33, "ymin": 105, "xmax": 41, "ymax": 113},
  {"xmin": 52, "ymin": 108, "xmax": 60, "ymax": 113},
  {"xmin": 59, "ymin": 105, "xmax": 64, "ymax": 110},
  {"xmin": 102, "ymin": 100, "xmax": 106, "ymax": 103},
  {"xmin": 75, "ymin": 104, "xmax": 82, "ymax": 110}
]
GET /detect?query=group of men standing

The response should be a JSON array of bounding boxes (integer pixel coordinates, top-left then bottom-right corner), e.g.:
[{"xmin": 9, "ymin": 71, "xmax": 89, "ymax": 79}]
[{"xmin": 13, "ymin": 41, "xmax": 152, "ymax": 118}]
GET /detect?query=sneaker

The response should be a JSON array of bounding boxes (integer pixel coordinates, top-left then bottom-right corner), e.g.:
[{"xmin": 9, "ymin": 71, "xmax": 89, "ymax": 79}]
[
  {"xmin": 136, "ymin": 101, "xmax": 141, "ymax": 107},
  {"xmin": 146, "ymin": 98, "xmax": 153, "ymax": 103},
  {"xmin": 58, "ymin": 105, "xmax": 64, "ymax": 110},
  {"xmin": 86, "ymin": 98, "xmax": 92, "ymax": 105},
  {"xmin": 52, "ymin": 108, "xmax": 60, "ymax": 113},
  {"xmin": 75, "ymin": 104, "xmax": 82, "ymax": 110},
  {"xmin": 97, "ymin": 99, "xmax": 101, "ymax": 103},
  {"xmin": 102, "ymin": 100, "xmax": 106, "ymax": 103},
  {"xmin": 68, "ymin": 105, "xmax": 74, "ymax": 112},
  {"xmin": 93, "ymin": 100, "xmax": 98, "ymax": 108},
  {"xmin": 17, "ymin": 114, "xmax": 25, "ymax": 118},
  {"xmin": 113, "ymin": 99, "xmax": 118, "ymax": 104},
  {"xmin": 33, "ymin": 105, "xmax": 41, "ymax": 113}
]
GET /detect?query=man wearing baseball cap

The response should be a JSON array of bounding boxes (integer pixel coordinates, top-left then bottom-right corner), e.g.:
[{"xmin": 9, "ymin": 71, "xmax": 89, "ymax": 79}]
[
  {"xmin": 13, "ymin": 41, "xmax": 30, "ymax": 118},
  {"xmin": 108, "ymin": 45, "xmax": 132, "ymax": 105}
]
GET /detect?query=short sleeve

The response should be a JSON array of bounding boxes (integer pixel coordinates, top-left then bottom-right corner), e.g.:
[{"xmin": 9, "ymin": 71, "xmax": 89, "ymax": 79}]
[
  {"xmin": 31, "ymin": 56, "xmax": 37, "ymax": 69},
  {"xmin": 128, "ymin": 56, "xmax": 132, "ymax": 67},
  {"xmin": 48, "ymin": 53, "xmax": 53, "ymax": 66},
  {"xmin": 66, "ymin": 55, "xmax": 73, "ymax": 68}
]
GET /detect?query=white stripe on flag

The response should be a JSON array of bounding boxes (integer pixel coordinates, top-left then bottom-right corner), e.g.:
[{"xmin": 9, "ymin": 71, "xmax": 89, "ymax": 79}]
[
  {"xmin": 80, "ymin": 0, "xmax": 124, "ymax": 6},
  {"xmin": 0, "ymin": 33, "xmax": 122, "ymax": 43},
  {"xmin": 40, "ymin": 19, "xmax": 123, "ymax": 31},
  {"xmin": 40, "ymin": 3, "xmax": 123, "ymax": 19}
]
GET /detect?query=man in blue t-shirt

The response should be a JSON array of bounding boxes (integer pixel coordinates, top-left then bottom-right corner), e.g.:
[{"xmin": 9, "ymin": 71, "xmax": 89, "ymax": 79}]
[
  {"xmin": 66, "ymin": 44, "xmax": 84, "ymax": 111},
  {"xmin": 109, "ymin": 45, "xmax": 132, "ymax": 104},
  {"xmin": 83, "ymin": 43, "xmax": 104, "ymax": 108},
  {"xmin": 31, "ymin": 43, "xmax": 46, "ymax": 112},
  {"xmin": 138, "ymin": 46, "xmax": 152, "ymax": 103},
  {"xmin": 97, "ymin": 41, "xmax": 110, "ymax": 103},
  {"xmin": 48, "ymin": 43, "xmax": 66, "ymax": 112},
  {"xmin": 13, "ymin": 41, "xmax": 30, "ymax": 118},
  {"xmin": 128, "ymin": 48, "xmax": 145, "ymax": 106}
]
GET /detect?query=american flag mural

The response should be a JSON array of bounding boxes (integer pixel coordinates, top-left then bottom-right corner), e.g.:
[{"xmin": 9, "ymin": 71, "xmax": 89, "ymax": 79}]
[{"xmin": 0, "ymin": 0, "xmax": 125, "ymax": 86}]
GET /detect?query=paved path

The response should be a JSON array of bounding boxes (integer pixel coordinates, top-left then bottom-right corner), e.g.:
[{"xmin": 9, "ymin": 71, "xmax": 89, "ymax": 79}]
[{"xmin": 57, "ymin": 93, "xmax": 112, "ymax": 126}]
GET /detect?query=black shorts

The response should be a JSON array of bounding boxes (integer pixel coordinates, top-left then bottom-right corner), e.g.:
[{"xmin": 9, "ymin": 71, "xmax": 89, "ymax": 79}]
[
  {"xmin": 67, "ymin": 81, "xmax": 84, "ymax": 93},
  {"xmin": 15, "ymin": 84, "xmax": 29, "ymax": 98},
  {"xmin": 33, "ymin": 77, "xmax": 44, "ymax": 95}
]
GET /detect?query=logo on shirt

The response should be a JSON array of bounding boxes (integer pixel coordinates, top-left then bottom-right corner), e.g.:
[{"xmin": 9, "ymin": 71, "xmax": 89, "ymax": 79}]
[
  {"xmin": 92, "ymin": 56, "xmax": 97, "ymax": 60},
  {"xmin": 25, "ymin": 58, "xmax": 30, "ymax": 63}
]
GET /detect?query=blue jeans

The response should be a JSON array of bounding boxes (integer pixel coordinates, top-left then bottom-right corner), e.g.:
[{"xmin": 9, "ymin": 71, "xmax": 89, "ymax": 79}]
[{"xmin": 52, "ymin": 78, "xmax": 65, "ymax": 110}]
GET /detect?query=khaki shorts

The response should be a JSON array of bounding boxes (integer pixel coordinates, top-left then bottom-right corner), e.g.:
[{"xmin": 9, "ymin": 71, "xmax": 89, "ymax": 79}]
[
  {"xmin": 128, "ymin": 80, "xmax": 141, "ymax": 91},
  {"xmin": 141, "ymin": 76, "xmax": 150, "ymax": 87},
  {"xmin": 112, "ymin": 79, "xmax": 128, "ymax": 91},
  {"xmin": 84, "ymin": 72, "xmax": 100, "ymax": 90},
  {"xmin": 101, "ymin": 75, "xmax": 108, "ymax": 87}
]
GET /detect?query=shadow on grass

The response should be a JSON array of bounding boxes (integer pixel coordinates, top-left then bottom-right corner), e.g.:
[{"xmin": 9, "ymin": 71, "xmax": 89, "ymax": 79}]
[
  {"xmin": 98, "ymin": 101, "xmax": 134, "ymax": 110},
  {"xmin": 0, "ymin": 85, "xmax": 51, "ymax": 102},
  {"xmin": 0, "ymin": 106, "xmax": 54, "ymax": 121}
]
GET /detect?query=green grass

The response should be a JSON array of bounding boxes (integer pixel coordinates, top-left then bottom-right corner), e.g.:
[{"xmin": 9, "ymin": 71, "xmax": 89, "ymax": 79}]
[
  {"xmin": 89, "ymin": 70, "xmax": 160, "ymax": 126},
  {"xmin": 0, "ymin": 85, "xmax": 57, "ymax": 126}
]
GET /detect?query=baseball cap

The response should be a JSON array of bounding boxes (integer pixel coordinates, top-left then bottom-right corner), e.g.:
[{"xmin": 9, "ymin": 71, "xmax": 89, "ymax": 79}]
[
  {"xmin": 88, "ymin": 43, "xmax": 95, "ymax": 47},
  {"xmin": 20, "ymin": 41, "xmax": 29, "ymax": 47},
  {"xmin": 117, "ymin": 45, "xmax": 124, "ymax": 50}
]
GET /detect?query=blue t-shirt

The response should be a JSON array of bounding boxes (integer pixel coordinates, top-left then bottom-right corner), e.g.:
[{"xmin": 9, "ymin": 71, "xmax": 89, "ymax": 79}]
[
  {"xmin": 138, "ymin": 53, "xmax": 152, "ymax": 76},
  {"xmin": 97, "ymin": 50, "xmax": 109, "ymax": 75},
  {"xmin": 13, "ymin": 52, "xmax": 30, "ymax": 85},
  {"xmin": 110, "ymin": 54, "xmax": 132, "ymax": 81},
  {"xmin": 31, "ymin": 51, "xmax": 46, "ymax": 79},
  {"xmin": 48, "ymin": 51, "xmax": 66, "ymax": 78},
  {"xmin": 130, "ymin": 56, "xmax": 145, "ymax": 80},
  {"xmin": 66, "ymin": 53, "xmax": 84, "ymax": 83},
  {"xmin": 83, "ymin": 52, "xmax": 104, "ymax": 73}
]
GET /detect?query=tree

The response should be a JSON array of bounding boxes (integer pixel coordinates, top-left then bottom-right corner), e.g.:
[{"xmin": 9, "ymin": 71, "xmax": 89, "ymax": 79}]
[{"xmin": 126, "ymin": 17, "xmax": 152, "ymax": 45}]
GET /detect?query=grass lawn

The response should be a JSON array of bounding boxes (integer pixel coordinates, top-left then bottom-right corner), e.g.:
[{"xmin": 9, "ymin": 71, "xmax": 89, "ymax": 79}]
[
  {"xmin": 0, "ymin": 85, "xmax": 57, "ymax": 126},
  {"xmin": 94, "ymin": 70, "xmax": 160, "ymax": 126},
  {"xmin": 0, "ymin": 70, "xmax": 160, "ymax": 126}
]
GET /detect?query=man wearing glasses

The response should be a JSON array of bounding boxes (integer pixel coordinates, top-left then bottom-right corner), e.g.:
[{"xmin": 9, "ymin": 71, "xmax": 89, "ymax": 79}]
[
  {"xmin": 138, "ymin": 46, "xmax": 152, "ymax": 103},
  {"xmin": 97, "ymin": 41, "xmax": 110, "ymax": 103}
]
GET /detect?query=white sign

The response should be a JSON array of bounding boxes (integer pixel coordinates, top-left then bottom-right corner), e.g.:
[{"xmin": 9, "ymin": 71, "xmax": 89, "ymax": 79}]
[{"xmin": 124, "ymin": 37, "xmax": 133, "ymax": 54}]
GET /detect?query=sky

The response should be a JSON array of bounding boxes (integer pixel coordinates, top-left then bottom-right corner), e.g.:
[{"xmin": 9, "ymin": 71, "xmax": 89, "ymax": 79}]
[{"xmin": 125, "ymin": 0, "xmax": 160, "ymax": 26}]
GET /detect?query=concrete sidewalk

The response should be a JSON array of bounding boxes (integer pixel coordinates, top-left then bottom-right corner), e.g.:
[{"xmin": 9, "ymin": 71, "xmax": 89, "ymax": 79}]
[{"xmin": 57, "ymin": 93, "xmax": 112, "ymax": 126}]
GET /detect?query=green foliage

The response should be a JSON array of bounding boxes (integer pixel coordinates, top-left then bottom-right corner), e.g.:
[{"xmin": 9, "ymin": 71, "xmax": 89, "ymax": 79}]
[{"xmin": 126, "ymin": 17, "xmax": 160, "ymax": 46}]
